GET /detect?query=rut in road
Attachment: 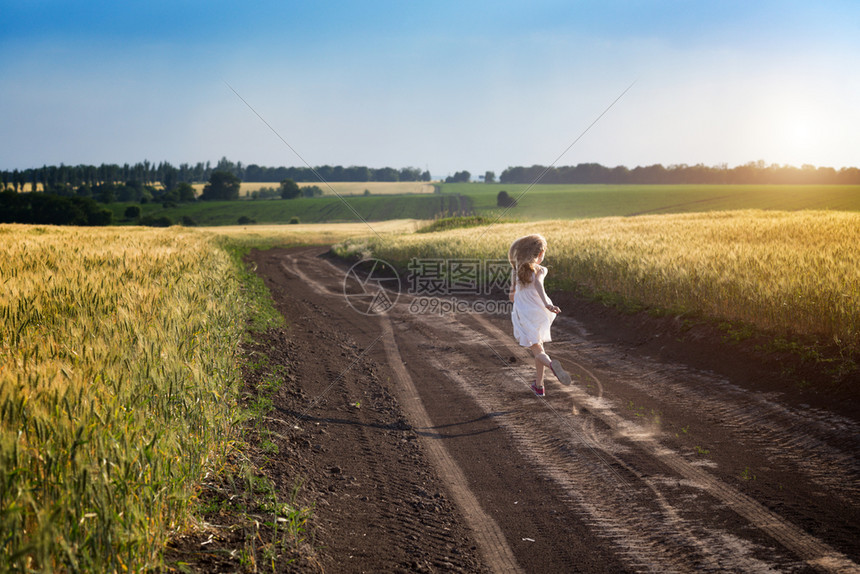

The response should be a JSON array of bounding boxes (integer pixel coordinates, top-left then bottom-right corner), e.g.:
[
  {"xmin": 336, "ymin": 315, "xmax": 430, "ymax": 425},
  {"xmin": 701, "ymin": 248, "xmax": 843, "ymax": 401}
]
[
  {"xmin": 283, "ymin": 249, "xmax": 860, "ymax": 573},
  {"xmin": 378, "ymin": 318, "xmax": 523, "ymax": 574}
]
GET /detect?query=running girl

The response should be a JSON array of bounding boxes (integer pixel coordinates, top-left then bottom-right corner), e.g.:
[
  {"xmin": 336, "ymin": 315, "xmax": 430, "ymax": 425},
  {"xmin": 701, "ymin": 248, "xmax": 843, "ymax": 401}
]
[{"xmin": 508, "ymin": 234, "xmax": 571, "ymax": 396}]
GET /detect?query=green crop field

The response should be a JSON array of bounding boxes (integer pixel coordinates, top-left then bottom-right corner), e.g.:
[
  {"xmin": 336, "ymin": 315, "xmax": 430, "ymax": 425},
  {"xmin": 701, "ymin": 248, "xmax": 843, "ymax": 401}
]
[
  {"xmin": 109, "ymin": 193, "xmax": 471, "ymax": 226},
  {"xmin": 440, "ymin": 183, "xmax": 860, "ymax": 220},
  {"xmin": 191, "ymin": 181, "xmax": 436, "ymax": 198},
  {"xmin": 106, "ymin": 183, "xmax": 860, "ymax": 228}
]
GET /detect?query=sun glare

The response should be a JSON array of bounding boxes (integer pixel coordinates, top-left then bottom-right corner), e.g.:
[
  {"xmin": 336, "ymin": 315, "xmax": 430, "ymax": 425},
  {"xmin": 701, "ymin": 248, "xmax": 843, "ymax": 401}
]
[
  {"xmin": 785, "ymin": 117, "xmax": 813, "ymax": 145},
  {"xmin": 765, "ymin": 96, "xmax": 828, "ymax": 163}
]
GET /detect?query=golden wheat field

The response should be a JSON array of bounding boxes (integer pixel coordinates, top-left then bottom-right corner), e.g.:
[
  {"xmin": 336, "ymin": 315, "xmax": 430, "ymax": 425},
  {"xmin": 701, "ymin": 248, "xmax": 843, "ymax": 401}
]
[
  {"xmin": 337, "ymin": 210, "xmax": 860, "ymax": 351},
  {"xmin": 0, "ymin": 225, "xmax": 246, "ymax": 571},
  {"xmin": 0, "ymin": 220, "xmax": 432, "ymax": 571}
]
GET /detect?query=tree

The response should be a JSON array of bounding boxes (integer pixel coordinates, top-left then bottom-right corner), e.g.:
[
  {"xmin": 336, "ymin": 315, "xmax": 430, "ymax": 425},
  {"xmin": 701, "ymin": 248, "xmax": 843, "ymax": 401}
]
[
  {"xmin": 445, "ymin": 170, "xmax": 471, "ymax": 183},
  {"xmin": 97, "ymin": 184, "xmax": 116, "ymax": 204},
  {"xmin": 279, "ymin": 178, "xmax": 301, "ymax": 199},
  {"xmin": 124, "ymin": 205, "xmax": 141, "ymax": 219},
  {"xmin": 160, "ymin": 163, "xmax": 179, "ymax": 191},
  {"xmin": 373, "ymin": 167, "xmax": 400, "ymax": 182},
  {"xmin": 484, "ymin": 171, "xmax": 496, "ymax": 184},
  {"xmin": 175, "ymin": 182, "xmax": 196, "ymax": 202},
  {"xmin": 399, "ymin": 167, "xmax": 423, "ymax": 181},
  {"xmin": 118, "ymin": 180, "xmax": 144, "ymax": 202},
  {"xmin": 201, "ymin": 170, "xmax": 240, "ymax": 200}
]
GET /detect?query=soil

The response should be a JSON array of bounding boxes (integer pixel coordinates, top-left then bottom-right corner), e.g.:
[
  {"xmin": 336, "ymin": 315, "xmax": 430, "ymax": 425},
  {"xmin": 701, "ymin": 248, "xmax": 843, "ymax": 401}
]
[{"xmin": 165, "ymin": 245, "xmax": 859, "ymax": 573}]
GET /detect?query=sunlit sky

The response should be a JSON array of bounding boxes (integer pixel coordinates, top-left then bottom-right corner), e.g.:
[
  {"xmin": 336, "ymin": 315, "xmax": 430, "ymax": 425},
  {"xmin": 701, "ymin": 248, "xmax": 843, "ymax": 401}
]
[{"xmin": 1, "ymin": 0, "xmax": 858, "ymax": 178}]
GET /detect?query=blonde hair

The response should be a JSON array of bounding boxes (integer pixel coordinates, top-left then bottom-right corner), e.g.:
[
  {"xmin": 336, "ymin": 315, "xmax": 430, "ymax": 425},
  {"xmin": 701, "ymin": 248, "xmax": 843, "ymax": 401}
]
[{"xmin": 508, "ymin": 234, "xmax": 547, "ymax": 285}]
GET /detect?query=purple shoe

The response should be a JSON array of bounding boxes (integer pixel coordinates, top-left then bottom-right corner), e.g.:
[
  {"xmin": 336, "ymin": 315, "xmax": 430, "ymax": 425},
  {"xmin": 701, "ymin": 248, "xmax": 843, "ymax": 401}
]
[{"xmin": 530, "ymin": 383, "xmax": 545, "ymax": 397}]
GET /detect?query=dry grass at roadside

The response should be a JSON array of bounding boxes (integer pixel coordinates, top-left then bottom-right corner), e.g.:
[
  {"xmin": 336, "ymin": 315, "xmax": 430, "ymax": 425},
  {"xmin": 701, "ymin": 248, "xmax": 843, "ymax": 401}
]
[{"xmin": 206, "ymin": 220, "xmax": 425, "ymax": 252}]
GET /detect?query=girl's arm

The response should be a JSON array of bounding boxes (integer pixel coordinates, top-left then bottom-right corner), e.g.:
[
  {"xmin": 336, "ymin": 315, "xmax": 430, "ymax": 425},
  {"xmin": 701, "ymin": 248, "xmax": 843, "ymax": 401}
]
[
  {"xmin": 535, "ymin": 268, "xmax": 561, "ymax": 314},
  {"xmin": 509, "ymin": 271, "xmax": 516, "ymax": 302}
]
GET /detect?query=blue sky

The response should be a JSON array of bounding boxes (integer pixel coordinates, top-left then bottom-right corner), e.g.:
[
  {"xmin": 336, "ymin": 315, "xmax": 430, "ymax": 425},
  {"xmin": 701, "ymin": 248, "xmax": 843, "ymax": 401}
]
[{"xmin": 1, "ymin": 0, "xmax": 858, "ymax": 178}]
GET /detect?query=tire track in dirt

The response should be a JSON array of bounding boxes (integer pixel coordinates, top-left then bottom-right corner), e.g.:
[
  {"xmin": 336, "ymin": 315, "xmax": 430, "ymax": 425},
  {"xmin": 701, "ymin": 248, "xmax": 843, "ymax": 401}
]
[
  {"xmin": 549, "ymin": 318, "xmax": 860, "ymax": 506},
  {"xmin": 335, "ymin": 286, "xmax": 768, "ymax": 571},
  {"xmin": 638, "ymin": 367, "xmax": 859, "ymax": 502},
  {"xmin": 378, "ymin": 318, "xmax": 523, "ymax": 573},
  {"xmin": 407, "ymin": 311, "xmax": 781, "ymax": 572},
  {"xmin": 268, "ymin": 252, "xmax": 489, "ymax": 572},
  {"xmin": 280, "ymin": 252, "xmax": 523, "ymax": 573},
  {"xmin": 274, "ymin": 247, "xmax": 859, "ymax": 573},
  {"xmin": 464, "ymin": 311, "xmax": 859, "ymax": 573}
]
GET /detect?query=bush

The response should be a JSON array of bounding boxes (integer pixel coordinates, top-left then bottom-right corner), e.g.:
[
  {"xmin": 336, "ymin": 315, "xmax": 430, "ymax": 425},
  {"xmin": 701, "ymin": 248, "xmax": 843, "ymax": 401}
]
[
  {"xmin": 302, "ymin": 185, "xmax": 323, "ymax": 198},
  {"xmin": 497, "ymin": 190, "xmax": 517, "ymax": 208},
  {"xmin": 180, "ymin": 215, "xmax": 197, "ymax": 226},
  {"xmin": 140, "ymin": 215, "xmax": 173, "ymax": 227},
  {"xmin": 124, "ymin": 206, "xmax": 141, "ymax": 219},
  {"xmin": 237, "ymin": 216, "xmax": 256, "ymax": 225},
  {"xmin": 288, "ymin": 216, "xmax": 300, "ymax": 224},
  {"xmin": 417, "ymin": 216, "xmax": 506, "ymax": 233}
]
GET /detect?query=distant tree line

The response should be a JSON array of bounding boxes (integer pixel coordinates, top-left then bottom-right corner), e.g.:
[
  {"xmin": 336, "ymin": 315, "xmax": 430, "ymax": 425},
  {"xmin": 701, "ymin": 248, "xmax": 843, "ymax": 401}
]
[
  {"xmin": 0, "ymin": 157, "xmax": 432, "ymax": 194},
  {"xmin": 499, "ymin": 162, "xmax": 860, "ymax": 185},
  {"xmin": 0, "ymin": 161, "xmax": 213, "ymax": 194},
  {"xmin": 240, "ymin": 163, "xmax": 430, "ymax": 183},
  {"xmin": 0, "ymin": 191, "xmax": 112, "ymax": 226}
]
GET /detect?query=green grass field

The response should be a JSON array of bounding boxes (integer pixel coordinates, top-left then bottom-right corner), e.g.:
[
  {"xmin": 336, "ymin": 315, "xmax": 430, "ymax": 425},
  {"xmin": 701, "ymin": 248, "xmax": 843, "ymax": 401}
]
[
  {"xmin": 190, "ymin": 181, "xmax": 436, "ymax": 198},
  {"xmin": 109, "ymin": 193, "xmax": 470, "ymax": 226},
  {"xmin": 109, "ymin": 183, "xmax": 860, "ymax": 227},
  {"xmin": 440, "ymin": 183, "xmax": 860, "ymax": 220}
]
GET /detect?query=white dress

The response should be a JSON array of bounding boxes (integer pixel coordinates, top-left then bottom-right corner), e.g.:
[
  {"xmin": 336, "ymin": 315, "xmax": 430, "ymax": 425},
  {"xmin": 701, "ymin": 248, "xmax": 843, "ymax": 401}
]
[{"xmin": 511, "ymin": 265, "xmax": 556, "ymax": 347}]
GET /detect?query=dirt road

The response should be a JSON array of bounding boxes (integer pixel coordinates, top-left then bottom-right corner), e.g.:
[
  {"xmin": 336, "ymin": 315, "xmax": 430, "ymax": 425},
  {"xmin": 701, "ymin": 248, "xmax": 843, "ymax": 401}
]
[{"xmin": 249, "ymin": 246, "xmax": 859, "ymax": 573}]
